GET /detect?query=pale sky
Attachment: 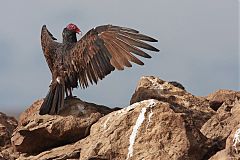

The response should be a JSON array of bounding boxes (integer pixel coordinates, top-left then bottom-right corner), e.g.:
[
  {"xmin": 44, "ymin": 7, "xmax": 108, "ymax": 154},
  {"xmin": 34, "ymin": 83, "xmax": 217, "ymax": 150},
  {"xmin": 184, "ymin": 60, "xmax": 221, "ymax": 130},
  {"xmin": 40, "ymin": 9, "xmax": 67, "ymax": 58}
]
[{"xmin": 0, "ymin": 0, "xmax": 239, "ymax": 115}]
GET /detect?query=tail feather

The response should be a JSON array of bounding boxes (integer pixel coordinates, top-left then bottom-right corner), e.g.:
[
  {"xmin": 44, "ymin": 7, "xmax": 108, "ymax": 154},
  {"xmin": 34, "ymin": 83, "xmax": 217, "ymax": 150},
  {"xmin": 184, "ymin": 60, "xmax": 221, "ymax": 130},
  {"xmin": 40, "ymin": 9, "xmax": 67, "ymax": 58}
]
[
  {"xmin": 50, "ymin": 85, "xmax": 60, "ymax": 114},
  {"xmin": 39, "ymin": 83, "xmax": 65, "ymax": 115}
]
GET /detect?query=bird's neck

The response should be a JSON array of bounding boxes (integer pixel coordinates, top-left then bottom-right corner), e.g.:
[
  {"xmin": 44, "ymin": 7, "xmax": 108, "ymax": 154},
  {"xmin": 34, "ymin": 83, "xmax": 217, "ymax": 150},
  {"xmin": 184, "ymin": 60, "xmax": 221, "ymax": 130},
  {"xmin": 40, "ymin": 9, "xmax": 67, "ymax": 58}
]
[{"xmin": 63, "ymin": 34, "xmax": 77, "ymax": 44}]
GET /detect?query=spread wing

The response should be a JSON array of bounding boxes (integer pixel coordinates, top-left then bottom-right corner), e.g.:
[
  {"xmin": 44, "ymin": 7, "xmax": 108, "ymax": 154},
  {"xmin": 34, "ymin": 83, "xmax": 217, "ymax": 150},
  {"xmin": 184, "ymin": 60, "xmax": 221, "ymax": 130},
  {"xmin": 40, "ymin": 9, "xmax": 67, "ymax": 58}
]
[
  {"xmin": 66, "ymin": 25, "xmax": 159, "ymax": 88},
  {"xmin": 41, "ymin": 25, "xmax": 62, "ymax": 73}
]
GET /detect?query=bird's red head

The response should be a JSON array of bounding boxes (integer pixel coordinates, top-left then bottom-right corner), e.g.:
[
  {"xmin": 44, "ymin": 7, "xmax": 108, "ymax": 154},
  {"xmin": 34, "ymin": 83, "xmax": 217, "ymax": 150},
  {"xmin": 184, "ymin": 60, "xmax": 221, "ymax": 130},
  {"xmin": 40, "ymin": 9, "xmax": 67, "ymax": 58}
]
[{"xmin": 66, "ymin": 23, "xmax": 81, "ymax": 34}]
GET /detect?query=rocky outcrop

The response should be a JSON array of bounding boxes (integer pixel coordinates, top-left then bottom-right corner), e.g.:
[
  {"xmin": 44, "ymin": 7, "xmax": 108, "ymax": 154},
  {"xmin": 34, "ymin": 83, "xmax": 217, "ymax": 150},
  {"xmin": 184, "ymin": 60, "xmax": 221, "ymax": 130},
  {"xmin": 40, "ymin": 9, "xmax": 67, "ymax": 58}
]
[
  {"xmin": 130, "ymin": 76, "xmax": 214, "ymax": 129},
  {"xmin": 202, "ymin": 92, "xmax": 240, "ymax": 159},
  {"xmin": 1, "ymin": 76, "xmax": 239, "ymax": 159},
  {"xmin": 11, "ymin": 97, "xmax": 118, "ymax": 154},
  {"xmin": 0, "ymin": 112, "xmax": 18, "ymax": 160},
  {"xmin": 206, "ymin": 89, "xmax": 240, "ymax": 111},
  {"xmin": 18, "ymin": 99, "xmax": 209, "ymax": 160},
  {"xmin": 0, "ymin": 112, "xmax": 17, "ymax": 147},
  {"xmin": 209, "ymin": 123, "xmax": 240, "ymax": 160}
]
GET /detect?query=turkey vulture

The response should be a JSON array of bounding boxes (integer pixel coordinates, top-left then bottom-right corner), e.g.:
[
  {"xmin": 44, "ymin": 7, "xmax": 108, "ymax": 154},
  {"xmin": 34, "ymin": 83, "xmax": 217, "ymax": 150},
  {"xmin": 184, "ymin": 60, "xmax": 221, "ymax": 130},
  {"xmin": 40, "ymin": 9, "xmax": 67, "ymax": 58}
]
[{"xmin": 39, "ymin": 23, "xmax": 159, "ymax": 115}]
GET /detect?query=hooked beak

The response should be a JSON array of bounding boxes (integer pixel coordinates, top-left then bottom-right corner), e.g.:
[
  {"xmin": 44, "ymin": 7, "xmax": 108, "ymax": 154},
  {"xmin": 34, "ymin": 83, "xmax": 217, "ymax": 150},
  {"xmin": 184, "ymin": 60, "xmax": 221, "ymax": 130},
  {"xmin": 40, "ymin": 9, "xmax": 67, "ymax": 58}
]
[{"xmin": 76, "ymin": 28, "xmax": 82, "ymax": 35}]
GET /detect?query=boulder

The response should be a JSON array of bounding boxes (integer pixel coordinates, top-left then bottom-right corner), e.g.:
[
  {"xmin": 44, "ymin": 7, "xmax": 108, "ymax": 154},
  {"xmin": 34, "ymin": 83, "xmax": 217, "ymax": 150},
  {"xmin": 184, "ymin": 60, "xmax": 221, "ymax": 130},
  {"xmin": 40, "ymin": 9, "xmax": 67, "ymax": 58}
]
[
  {"xmin": 11, "ymin": 97, "xmax": 117, "ymax": 154},
  {"xmin": 202, "ymin": 98, "xmax": 240, "ymax": 159},
  {"xmin": 209, "ymin": 124, "xmax": 240, "ymax": 160},
  {"xmin": 0, "ymin": 112, "xmax": 18, "ymax": 160},
  {"xmin": 18, "ymin": 99, "xmax": 210, "ymax": 160},
  {"xmin": 206, "ymin": 89, "xmax": 240, "ymax": 111},
  {"xmin": 1, "ymin": 76, "xmax": 238, "ymax": 159},
  {"xmin": 130, "ymin": 76, "xmax": 215, "ymax": 129},
  {"xmin": 0, "ymin": 112, "xmax": 17, "ymax": 147}
]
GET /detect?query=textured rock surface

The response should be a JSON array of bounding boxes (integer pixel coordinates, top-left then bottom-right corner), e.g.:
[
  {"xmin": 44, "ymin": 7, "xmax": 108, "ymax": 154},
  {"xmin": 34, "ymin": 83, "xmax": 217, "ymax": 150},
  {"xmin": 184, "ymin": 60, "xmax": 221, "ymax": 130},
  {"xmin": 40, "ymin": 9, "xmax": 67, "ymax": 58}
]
[
  {"xmin": 201, "ymin": 98, "xmax": 240, "ymax": 150},
  {"xmin": 0, "ymin": 112, "xmax": 18, "ymax": 160},
  {"xmin": 209, "ymin": 124, "xmax": 240, "ymax": 160},
  {"xmin": 18, "ymin": 99, "xmax": 209, "ymax": 160},
  {"xmin": 0, "ymin": 147, "xmax": 19, "ymax": 160},
  {"xmin": 0, "ymin": 112, "xmax": 17, "ymax": 147},
  {"xmin": 130, "ymin": 76, "xmax": 215, "ymax": 129},
  {"xmin": 11, "ymin": 97, "xmax": 117, "ymax": 154},
  {"xmin": 1, "ymin": 76, "xmax": 239, "ymax": 160},
  {"xmin": 204, "ymin": 99, "xmax": 240, "ymax": 159},
  {"xmin": 206, "ymin": 89, "xmax": 240, "ymax": 111}
]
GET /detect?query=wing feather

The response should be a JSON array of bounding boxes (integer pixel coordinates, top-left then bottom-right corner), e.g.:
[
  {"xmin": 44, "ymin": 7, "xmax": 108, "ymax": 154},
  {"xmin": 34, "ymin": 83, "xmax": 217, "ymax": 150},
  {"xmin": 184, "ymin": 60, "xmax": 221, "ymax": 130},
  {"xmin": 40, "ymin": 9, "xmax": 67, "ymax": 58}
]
[
  {"xmin": 117, "ymin": 33, "xmax": 159, "ymax": 52},
  {"xmin": 88, "ymin": 62, "xmax": 98, "ymax": 83},
  {"xmin": 104, "ymin": 42, "xmax": 124, "ymax": 70},
  {"xmin": 118, "ymin": 30, "xmax": 158, "ymax": 42},
  {"xmin": 112, "ymin": 39, "xmax": 144, "ymax": 65},
  {"xmin": 66, "ymin": 24, "xmax": 159, "ymax": 88},
  {"xmin": 41, "ymin": 25, "xmax": 61, "ymax": 73},
  {"xmin": 110, "ymin": 41, "xmax": 132, "ymax": 67}
]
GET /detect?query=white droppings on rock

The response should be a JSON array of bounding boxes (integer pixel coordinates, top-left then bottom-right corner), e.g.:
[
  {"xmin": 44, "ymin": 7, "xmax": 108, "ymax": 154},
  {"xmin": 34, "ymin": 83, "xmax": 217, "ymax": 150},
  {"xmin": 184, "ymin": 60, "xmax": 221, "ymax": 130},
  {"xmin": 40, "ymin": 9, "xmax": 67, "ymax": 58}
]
[
  {"xmin": 147, "ymin": 77, "xmax": 165, "ymax": 90},
  {"xmin": 127, "ymin": 107, "xmax": 147, "ymax": 160},
  {"xmin": 126, "ymin": 99, "xmax": 156, "ymax": 159},
  {"xmin": 147, "ymin": 110, "xmax": 153, "ymax": 128},
  {"xmin": 115, "ymin": 102, "xmax": 138, "ymax": 116},
  {"xmin": 147, "ymin": 99, "xmax": 156, "ymax": 126},
  {"xmin": 103, "ymin": 116, "xmax": 111, "ymax": 129},
  {"xmin": 101, "ymin": 102, "xmax": 139, "ymax": 130},
  {"xmin": 233, "ymin": 127, "xmax": 240, "ymax": 153}
]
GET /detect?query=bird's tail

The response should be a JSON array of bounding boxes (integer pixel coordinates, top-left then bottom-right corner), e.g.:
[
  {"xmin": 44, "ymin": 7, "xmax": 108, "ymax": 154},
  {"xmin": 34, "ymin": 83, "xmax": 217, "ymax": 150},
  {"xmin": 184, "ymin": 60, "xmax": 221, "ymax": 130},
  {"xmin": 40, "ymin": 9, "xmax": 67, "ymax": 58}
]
[{"xmin": 39, "ymin": 81, "xmax": 65, "ymax": 115}]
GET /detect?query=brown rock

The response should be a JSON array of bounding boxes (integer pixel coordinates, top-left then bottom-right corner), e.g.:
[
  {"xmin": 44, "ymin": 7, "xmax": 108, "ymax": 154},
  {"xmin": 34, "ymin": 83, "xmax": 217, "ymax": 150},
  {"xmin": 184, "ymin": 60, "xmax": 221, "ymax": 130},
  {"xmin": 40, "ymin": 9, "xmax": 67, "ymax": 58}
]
[
  {"xmin": 12, "ymin": 97, "xmax": 116, "ymax": 154},
  {"xmin": 130, "ymin": 76, "xmax": 215, "ymax": 129},
  {"xmin": 0, "ymin": 112, "xmax": 18, "ymax": 160},
  {"xmin": 206, "ymin": 89, "xmax": 240, "ymax": 111},
  {"xmin": 19, "ymin": 99, "xmax": 209, "ymax": 160},
  {"xmin": 209, "ymin": 124, "xmax": 240, "ymax": 160},
  {"xmin": 201, "ymin": 99, "xmax": 240, "ymax": 159},
  {"xmin": 0, "ymin": 146, "xmax": 19, "ymax": 160},
  {"xmin": 226, "ymin": 125, "xmax": 240, "ymax": 158},
  {"xmin": 0, "ymin": 112, "xmax": 18, "ymax": 147},
  {"xmin": 201, "ymin": 98, "xmax": 240, "ymax": 153},
  {"xmin": 208, "ymin": 149, "xmax": 229, "ymax": 160},
  {"xmin": 3, "ymin": 76, "xmax": 239, "ymax": 159}
]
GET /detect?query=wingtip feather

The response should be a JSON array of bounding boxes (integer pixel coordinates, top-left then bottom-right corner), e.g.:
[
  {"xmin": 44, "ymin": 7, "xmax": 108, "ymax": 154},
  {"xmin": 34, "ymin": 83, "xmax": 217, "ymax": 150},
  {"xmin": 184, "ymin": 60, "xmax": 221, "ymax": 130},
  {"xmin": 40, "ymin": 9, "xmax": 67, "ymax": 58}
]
[{"xmin": 152, "ymin": 38, "xmax": 158, "ymax": 42}]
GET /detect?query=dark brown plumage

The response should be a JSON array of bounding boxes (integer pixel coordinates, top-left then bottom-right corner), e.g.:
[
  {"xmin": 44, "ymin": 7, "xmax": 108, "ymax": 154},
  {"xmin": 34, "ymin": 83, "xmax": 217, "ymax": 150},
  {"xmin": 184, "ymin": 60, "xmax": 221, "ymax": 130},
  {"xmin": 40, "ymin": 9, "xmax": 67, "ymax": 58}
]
[{"xmin": 39, "ymin": 24, "xmax": 159, "ymax": 115}]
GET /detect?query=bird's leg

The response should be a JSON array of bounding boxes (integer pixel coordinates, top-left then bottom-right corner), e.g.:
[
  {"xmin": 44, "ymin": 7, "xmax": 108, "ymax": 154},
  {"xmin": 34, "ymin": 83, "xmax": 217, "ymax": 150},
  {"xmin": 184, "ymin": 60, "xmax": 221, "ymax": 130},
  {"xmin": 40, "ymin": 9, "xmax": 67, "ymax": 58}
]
[
  {"xmin": 69, "ymin": 88, "xmax": 76, "ymax": 98},
  {"xmin": 65, "ymin": 88, "xmax": 73, "ymax": 98},
  {"xmin": 69, "ymin": 88, "xmax": 73, "ymax": 97},
  {"xmin": 65, "ymin": 89, "xmax": 69, "ymax": 97}
]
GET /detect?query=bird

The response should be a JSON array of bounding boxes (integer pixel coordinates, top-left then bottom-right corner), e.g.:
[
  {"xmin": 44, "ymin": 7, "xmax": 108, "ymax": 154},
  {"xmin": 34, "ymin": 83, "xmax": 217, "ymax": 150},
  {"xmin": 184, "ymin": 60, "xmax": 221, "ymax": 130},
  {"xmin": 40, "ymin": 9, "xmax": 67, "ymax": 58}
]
[{"xmin": 39, "ymin": 23, "xmax": 159, "ymax": 115}]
